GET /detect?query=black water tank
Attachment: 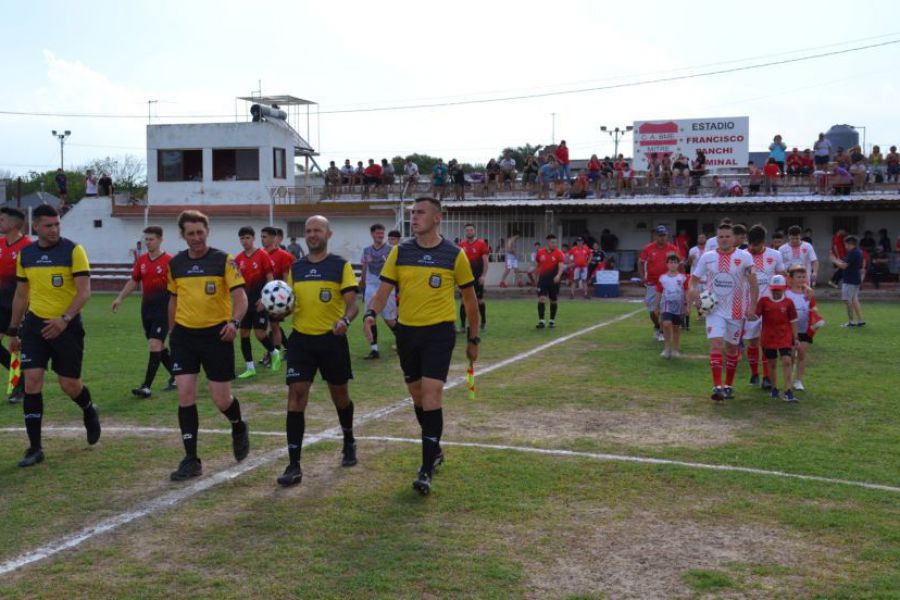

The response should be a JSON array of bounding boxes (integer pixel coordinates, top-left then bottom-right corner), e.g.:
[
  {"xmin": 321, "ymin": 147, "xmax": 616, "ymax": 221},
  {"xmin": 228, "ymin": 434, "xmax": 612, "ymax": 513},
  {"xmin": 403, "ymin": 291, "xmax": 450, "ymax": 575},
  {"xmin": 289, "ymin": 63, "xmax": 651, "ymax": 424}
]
[
  {"xmin": 825, "ymin": 124, "xmax": 859, "ymax": 152},
  {"xmin": 251, "ymin": 104, "xmax": 287, "ymax": 122}
]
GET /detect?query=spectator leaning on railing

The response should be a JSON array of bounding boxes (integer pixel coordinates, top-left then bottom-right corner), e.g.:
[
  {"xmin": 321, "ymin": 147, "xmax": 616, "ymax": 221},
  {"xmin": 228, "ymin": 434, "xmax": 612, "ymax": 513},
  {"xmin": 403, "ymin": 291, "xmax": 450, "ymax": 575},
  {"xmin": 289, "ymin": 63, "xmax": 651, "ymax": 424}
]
[{"xmin": 768, "ymin": 134, "xmax": 787, "ymax": 173}]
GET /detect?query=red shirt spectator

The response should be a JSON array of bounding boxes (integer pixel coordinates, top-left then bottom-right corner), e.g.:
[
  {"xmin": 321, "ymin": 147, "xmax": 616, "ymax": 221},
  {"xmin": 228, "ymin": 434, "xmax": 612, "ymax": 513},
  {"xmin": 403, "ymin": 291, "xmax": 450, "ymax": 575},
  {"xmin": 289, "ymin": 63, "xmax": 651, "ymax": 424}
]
[
  {"xmin": 554, "ymin": 144, "xmax": 570, "ymax": 166},
  {"xmin": 786, "ymin": 151, "xmax": 803, "ymax": 170},
  {"xmin": 755, "ymin": 296, "xmax": 798, "ymax": 349},
  {"xmin": 831, "ymin": 231, "xmax": 847, "ymax": 259},
  {"xmin": 674, "ymin": 233, "xmax": 690, "ymax": 258},
  {"xmin": 639, "ymin": 239, "xmax": 681, "ymax": 285},
  {"xmin": 763, "ymin": 162, "xmax": 780, "ymax": 178},
  {"xmin": 567, "ymin": 243, "xmax": 591, "ymax": 268},
  {"xmin": 364, "ymin": 163, "xmax": 383, "ymax": 178}
]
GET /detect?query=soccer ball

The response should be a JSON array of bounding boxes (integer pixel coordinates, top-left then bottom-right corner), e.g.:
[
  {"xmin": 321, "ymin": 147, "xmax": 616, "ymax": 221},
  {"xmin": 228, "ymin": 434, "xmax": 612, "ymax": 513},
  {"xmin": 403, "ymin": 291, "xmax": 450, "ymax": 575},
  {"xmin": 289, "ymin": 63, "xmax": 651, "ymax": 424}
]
[
  {"xmin": 261, "ymin": 280, "xmax": 295, "ymax": 317},
  {"xmin": 697, "ymin": 290, "xmax": 718, "ymax": 315}
]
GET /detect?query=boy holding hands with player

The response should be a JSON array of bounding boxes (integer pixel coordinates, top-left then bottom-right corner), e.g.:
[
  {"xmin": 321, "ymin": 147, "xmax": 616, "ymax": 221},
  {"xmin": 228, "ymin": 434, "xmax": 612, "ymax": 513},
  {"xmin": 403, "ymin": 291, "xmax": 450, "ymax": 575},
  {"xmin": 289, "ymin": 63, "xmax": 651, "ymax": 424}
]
[
  {"xmin": 755, "ymin": 274, "xmax": 799, "ymax": 402},
  {"xmin": 654, "ymin": 253, "xmax": 688, "ymax": 358}
]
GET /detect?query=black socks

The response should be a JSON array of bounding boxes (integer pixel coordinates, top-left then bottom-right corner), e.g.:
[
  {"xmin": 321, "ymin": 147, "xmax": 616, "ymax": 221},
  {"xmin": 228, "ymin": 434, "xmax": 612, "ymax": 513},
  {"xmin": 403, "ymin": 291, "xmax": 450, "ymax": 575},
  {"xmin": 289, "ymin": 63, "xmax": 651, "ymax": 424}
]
[
  {"xmin": 337, "ymin": 402, "xmax": 354, "ymax": 444},
  {"xmin": 144, "ymin": 351, "xmax": 162, "ymax": 387},
  {"xmin": 23, "ymin": 393, "xmax": 43, "ymax": 450},
  {"xmin": 420, "ymin": 408, "xmax": 443, "ymax": 476},
  {"xmin": 550, "ymin": 302, "xmax": 558, "ymax": 321},
  {"xmin": 222, "ymin": 397, "xmax": 245, "ymax": 433},
  {"xmin": 72, "ymin": 386, "xmax": 92, "ymax": 410},
  {"xmin": 538, "ymin": 303, "xmax": 546, "ymax": 320},
  {"xmin": 240, "ymin": 336, "xmax": 253, "ymax": 363},
  {"xmin": 178, "ymin": 405, "xmax": 199, "ymax": 458},
  {"xmin": 286, "ymin": 410, "xmax": 305, "ymax": 465},
  {"xmin": 479, "ymin": 302, "xmax": 486, "ymax": 325}
]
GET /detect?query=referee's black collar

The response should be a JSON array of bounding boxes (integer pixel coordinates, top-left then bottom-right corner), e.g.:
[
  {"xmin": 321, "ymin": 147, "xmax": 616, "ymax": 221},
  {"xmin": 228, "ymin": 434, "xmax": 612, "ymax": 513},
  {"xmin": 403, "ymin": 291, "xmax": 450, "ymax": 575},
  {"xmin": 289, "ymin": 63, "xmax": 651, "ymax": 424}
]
[
  {"xmin": 35, "ymin": 238, "xmax": 62, "ymax": 250},
  {"xmin": 412, "ymin": 235, "xmax": 446, "ymax": 251}
]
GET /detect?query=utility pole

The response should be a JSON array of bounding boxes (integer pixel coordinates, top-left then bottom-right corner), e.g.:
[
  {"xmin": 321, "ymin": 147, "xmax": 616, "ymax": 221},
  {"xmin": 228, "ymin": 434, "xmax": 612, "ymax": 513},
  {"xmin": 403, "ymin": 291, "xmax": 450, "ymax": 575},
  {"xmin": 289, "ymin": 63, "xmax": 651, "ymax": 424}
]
[
  {"xmin": 148, "ymin": 99, "xmax": 158, "ymax": 124},
  {"xmin": 551, "ymin": 113, "xmax": 556, "ymax": 144},
  {"xmin": 51, "ymin": 130, "xmax": 71, "ymax": 170},
  {"xmin": 600, "ymin": 125, "xmax": 633, "ymax": 158}
]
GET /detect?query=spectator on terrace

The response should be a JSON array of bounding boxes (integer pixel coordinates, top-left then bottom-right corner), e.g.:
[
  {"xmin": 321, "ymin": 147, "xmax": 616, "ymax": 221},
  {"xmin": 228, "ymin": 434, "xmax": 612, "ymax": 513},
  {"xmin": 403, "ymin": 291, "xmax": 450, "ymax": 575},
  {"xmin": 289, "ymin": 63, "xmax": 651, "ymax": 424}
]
[
  {"xmin": 499, "ymin": 152, "xmax": 517, "ymax": 191},
  {"xmin": 786, "ymin": 148, "xmax": 804, "ymax": 183},
  {"xmin": 763, "ymin": 157, "xmax": 780, "ymax": 195},
  {"xmin": 84, "ymin": 169, "xmax": 98, "ymax": 197},
  {"xmin": 485, "ymin": 158, "xmax": 501, "ymax": 196},
  {"xmin": 747, "ymin": 161, "xmax": 762, "ymax": 196},
  {"xmin": 834, "ymin": 147, "xmax": 850, "ymax": 169},
  {"xmin": 688, "ymin": 150, "xmax": 706, "ymax": 195},
  {"xmin": 353, "ymin": 160, "xmax": 366, "ymax": 187},
  {"xmin": 570, "ymin": 172, "xmax": 590, "ymax": 199},
  {"xmin": 616, "ymin": 162, "xmax": 635, "ymax": 197},
  {"xmin": 672, "ymin": 152, "xmax": 689, "ymax": 192},
  {"xmin": 537, "ymin": 156, "xmax": 558, "ymax": 200},
  {"xmin": 813, "ymin": 133, "xmax": 833, "ymax": 169},
  {"xmin": 832, "ymin": 164, "xmax": 852, "ymax": 195},
  {"xmin": 431, "ymin": 158, "xmax": 448, "ymax": 199},
  {"xmin": 340, "ymin": 159, "xmax": 354, "ymax": 188},
  {"xmin": 869, "ymin": 145, "xmax": 884, "ymax": 183},
  {"xmin": 324, "ymin": 161, "xmax": 341, "ymax": 198},
  {"xmin": 54, "ymin": 168, "xmax": 68, "ymax": 206},
  {"xmin": 381, "ymin": 158, "xmax": 395, "ymax": 187},
  {"xmin": 769, "ymin": 134, "xmax": 787, "ymax": 173},
  {"xmin": 711, "ymin": 175, "xmax": 729, "ymax": 197},
  {"xmin": 98, "ymin": 172, "xmax": 113, "ymax": 197},
  {"xmin": 659, "ymin": 153, "xmax": 673, "ymax": 195},
  {"xmin": 555, "ymin": 141, "xmax": 571, "ymax": 182},
  {"xmin": 586, "ymin": 154, "xmax": 602, "ymax": 197},
  {"xmin": 362, "ymin": 158, "xmax": 382, "ymax": 198},
  {"xmin": 450, "ymin": 160, "xmax": 466, "ymax": 201},
  {"xmin": 848, "ymin": 145, "xmax": 866, "ymax": 191},
  {"xmin": 402, "ymin": 158, "xmax": 419, "ymax": 197},
  {"xmin": 886, "ymin": 145, "xmax": 900, "ymax": 182},
  {"xmin": 522, "ymin": 155, "xmax": 539, "ymax": 194},
  {"xmin": 800, "ymin": 149, "xmax": 814, "ymax": 177}
]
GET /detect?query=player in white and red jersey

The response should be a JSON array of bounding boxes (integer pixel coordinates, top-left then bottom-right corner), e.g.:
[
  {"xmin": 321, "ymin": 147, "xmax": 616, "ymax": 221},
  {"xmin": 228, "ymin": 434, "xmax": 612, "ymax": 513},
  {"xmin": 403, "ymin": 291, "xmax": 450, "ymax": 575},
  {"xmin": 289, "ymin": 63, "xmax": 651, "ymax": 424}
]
[
  {"xmin": 778, "ymin": 225, "xmax": 818, "ymax": 285},
  {"xmin": 742, "ymin": 224, "xmax": 786, "ymax": 389},
  {"xmin": 690, "ymin": 222, "xmax": 758, "ymax": 402}
]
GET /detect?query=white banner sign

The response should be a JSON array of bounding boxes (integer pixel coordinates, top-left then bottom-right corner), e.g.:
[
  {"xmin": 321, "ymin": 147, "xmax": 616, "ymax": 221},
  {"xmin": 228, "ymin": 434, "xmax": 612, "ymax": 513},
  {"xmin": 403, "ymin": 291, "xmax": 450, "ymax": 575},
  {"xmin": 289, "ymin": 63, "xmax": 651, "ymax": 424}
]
[{"xmin": 631, "ymin": 116, "xmax": 749, "ymax": 171}]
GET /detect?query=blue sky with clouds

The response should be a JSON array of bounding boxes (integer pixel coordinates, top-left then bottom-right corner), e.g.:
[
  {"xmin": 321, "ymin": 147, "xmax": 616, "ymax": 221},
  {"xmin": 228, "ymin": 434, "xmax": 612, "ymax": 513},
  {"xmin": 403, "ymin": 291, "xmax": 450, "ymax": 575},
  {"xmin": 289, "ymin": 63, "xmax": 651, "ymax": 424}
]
[{"xmin": 2, "ymin": 0, "xmax": 900, "ymax": 175}]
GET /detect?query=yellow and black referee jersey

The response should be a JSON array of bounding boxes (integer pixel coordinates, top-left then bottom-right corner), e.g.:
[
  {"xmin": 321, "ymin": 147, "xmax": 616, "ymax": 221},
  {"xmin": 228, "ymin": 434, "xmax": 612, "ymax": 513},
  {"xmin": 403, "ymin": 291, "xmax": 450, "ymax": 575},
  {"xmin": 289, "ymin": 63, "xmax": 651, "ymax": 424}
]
[
  {"xmin": 380, "ymin": 237, "xmax": 474, "ymax": 327},
  {"xmin": 287, "ymin": 254, "xmax": 358, "ymax": 335},
  {"xmin": 16, "ymin": 237, "xmax": 90, "ymax": 320},
  {"xmin": 167, "ymin": 248, "xmax": 244, "ymax": 329}
]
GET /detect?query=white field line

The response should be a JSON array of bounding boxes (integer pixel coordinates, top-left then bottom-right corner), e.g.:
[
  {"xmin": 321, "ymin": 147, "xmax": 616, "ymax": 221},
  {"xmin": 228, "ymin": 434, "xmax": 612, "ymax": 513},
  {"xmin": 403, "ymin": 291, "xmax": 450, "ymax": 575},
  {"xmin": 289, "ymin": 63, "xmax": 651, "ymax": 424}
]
[{"xmin": 0, "ymin": 309, "xmax": 640, "ymax": 577}]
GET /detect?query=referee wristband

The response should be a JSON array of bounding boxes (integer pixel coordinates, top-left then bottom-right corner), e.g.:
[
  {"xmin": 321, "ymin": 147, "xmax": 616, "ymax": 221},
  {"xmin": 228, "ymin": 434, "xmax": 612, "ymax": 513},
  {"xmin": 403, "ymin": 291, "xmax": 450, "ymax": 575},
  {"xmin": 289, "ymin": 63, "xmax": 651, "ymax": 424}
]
[
  {"xmin": 341, "ymin": 317, "xmax": 351, "ymax": 327},
  {"xmin": 7, "ymin": 327, "xmax": 18, "ymax": 337},
  {"xmin": 364, "ymin": 309, "xmax": 376, "ymax": 320}
]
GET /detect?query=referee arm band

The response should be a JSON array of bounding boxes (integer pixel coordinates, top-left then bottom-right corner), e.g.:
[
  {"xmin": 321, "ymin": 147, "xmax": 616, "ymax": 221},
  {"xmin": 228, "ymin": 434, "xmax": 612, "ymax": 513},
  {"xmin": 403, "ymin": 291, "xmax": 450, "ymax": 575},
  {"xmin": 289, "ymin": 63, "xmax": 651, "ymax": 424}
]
[{"xmin": 364, "ymin": 309, "xmax": 376, "ymax": 320}]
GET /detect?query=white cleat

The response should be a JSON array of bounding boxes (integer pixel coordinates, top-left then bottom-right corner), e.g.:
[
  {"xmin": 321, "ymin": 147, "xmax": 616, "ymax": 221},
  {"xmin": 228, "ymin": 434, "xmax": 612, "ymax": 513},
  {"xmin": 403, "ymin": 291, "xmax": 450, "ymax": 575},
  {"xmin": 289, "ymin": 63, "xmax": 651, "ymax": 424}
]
[
  {"xmin": 660, "ymin": 348, "xmax": 671, "ymax": 358},
  {"xmin": 793, "ymin": 380, "xmax": 805, "ymax": 391}
]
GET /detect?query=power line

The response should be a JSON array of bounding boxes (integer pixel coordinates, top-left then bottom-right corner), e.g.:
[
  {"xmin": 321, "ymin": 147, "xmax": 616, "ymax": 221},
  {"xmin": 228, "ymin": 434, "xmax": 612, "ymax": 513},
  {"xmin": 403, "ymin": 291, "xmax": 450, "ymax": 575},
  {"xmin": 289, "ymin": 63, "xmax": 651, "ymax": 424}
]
[{"xmin": 0, "ymin": 38, "xmax": 897, "ymax": 121}]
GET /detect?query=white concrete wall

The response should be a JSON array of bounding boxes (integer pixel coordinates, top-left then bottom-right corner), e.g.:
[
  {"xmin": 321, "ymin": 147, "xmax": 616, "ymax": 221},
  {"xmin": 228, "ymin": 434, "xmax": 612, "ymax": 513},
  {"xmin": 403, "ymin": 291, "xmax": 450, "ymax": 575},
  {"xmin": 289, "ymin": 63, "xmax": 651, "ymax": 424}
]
[{"xmin": 147, "ymin": 122, "xmax": 295, "ymax": 205}]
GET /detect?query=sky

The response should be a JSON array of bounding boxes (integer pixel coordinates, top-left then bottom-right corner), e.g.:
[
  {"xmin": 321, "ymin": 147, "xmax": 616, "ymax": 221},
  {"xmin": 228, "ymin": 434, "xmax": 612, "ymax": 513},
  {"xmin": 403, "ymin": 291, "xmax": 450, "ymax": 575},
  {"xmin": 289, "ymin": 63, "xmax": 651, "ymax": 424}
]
[{"xmin": 2, "ymin": 0, "xmax": 900, "ymax": 176}]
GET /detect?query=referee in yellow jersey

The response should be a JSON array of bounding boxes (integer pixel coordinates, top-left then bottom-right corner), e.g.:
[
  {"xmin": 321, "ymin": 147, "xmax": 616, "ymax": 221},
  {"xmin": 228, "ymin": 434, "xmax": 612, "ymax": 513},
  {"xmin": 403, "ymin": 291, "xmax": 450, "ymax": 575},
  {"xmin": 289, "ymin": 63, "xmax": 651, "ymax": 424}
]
[
  {"xmin": 9, "ymin": 204, "xmax": 100, "ymax": 467},
  {"xmin": 166, "ymin": 210, "xmax": 249, "ymax": 481},
  {"xmin": 276, "ymin": 215, "xmax": 359, "ymax": 486},
  {"xmin": 365, "ymin": 197, "xmax": 479, "ymax": 495}
]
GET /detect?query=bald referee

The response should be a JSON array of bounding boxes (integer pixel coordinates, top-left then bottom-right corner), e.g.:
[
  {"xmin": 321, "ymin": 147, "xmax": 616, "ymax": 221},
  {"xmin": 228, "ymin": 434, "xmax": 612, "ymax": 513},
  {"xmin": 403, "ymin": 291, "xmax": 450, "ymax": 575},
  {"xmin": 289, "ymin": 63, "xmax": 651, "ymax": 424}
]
[
  {"xmin": 166, "ymin": 210, "xmax": 250, "ymax": 481},
  {"xmin": 8, "ymin": 204, "xmax": 100, "ymax": 467},
  {"xmin": 276, "ymin": 215, "xmax": 359, "ymax": 486},
  {"xmin": 365, "ymin": 197, "xmax": 479, "ymax": 495}
]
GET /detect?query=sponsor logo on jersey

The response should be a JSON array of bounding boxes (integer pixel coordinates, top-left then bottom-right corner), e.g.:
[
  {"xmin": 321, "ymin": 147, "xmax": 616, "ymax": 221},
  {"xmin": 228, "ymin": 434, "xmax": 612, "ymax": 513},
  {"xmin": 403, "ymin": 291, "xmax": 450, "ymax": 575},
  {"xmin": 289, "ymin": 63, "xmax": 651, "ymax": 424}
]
[{"xmin": 712, "ymin": 272, "xmax": 736, "ymax": 295}]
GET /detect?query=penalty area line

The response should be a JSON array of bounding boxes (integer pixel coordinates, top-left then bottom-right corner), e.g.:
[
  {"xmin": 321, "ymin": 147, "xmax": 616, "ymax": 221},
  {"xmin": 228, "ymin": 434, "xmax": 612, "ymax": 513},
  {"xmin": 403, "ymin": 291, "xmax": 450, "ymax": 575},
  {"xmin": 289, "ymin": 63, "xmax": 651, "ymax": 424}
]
[{"xmin": 0, "ymin": 309, "xmax": 639, "ymax": 577}]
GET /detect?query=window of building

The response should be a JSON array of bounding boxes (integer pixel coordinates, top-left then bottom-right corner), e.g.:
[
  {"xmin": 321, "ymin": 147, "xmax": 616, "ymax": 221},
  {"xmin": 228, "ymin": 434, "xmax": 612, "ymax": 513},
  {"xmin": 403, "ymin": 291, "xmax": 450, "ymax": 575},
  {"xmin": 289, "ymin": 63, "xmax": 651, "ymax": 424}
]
[
  {"xmin": 832, "ymin": 215, "xmax": 860, "ymax": 235},
  {"xmin": 562, "ymin": 219, "xmax": 587, "ymax": 239},
  {"xmin": 212, "ymin": 148, "xmax": 260, "ymax": 181},
  {"xmin": 273, "ymin": 148, "xmax": 287, "ymax": 179},
  {"xmin": 157, "ymin": 149, "xmax": 203, "ymax": 182}
]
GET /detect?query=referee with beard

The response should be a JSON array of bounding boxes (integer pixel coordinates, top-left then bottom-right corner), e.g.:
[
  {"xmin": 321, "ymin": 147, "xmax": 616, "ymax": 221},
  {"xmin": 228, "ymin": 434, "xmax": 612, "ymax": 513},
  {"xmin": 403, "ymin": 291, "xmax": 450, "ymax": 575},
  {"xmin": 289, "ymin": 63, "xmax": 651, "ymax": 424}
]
[{"xmin": 365, "ymin": 197, "xmax": 479, "ymax": 495}]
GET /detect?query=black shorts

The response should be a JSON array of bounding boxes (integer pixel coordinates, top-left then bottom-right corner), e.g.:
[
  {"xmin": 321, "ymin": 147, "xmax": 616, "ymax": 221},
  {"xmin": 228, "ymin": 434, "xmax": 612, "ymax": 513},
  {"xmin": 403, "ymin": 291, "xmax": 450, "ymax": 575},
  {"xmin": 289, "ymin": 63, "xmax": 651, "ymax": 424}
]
[
  {"xmin": 285, "ymin": 331, "xmax": 352, "ymax": 386},
  {"xmin": 141, "ymin": 303, "xmax": 168, "ymax": 341},
  {"xmin": 0, "ymin": 306, "xmax": 11, "ymax": 333},
  {"xmin": 798, "ymin": 333, "xmax": 813, "ymax": 344},
  {"xmin": 661, "ymin": 312, "xmax": 683, "ymax": 326},
  {"xmin": 814, "ymin": 155, "xmax": 829, "ymax": 166},
  {"xmin": 763, "ymin": 347, "xmax": 793, "ymax": 359},
  {"xmin": 395, "ymin": 322, "xmax": 455, "ymax": 383},
  {"xmin": 471, "ymin": 270, "xmax": 485, "ymax": 300},
  {"xmin": 20, "ymin": 312, "xmax": 85, "ymax": 378},
  {"xmin": 537, "ymin": 277, "xmax": 560, "ymax": 301},
  {"xmin": 240, "ymin": 304, "xmax": 269, "ymax": 330},
  {"xmin": 170, "ymin": 324, "xmax": 235, "ymax": 382}
]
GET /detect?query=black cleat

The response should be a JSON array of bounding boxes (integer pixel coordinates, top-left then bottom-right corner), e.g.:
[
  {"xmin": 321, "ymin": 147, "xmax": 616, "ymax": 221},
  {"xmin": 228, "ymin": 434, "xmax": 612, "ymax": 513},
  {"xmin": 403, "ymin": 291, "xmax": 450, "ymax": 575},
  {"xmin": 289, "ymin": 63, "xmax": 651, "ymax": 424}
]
[
  {"xmin": 412, "ymin": 470, "xmax": 432, "ymax": 496},
  {"xmin": 277, "ymin": 463, "xmax": 302, "ymax": 487},
  {"xmin": 18, "ymin": 447, "xmax": 44, "ymax": 468},
  {"xmin": 363, "ymin": 350, "xmax": 380, "ymax": 360},
  {"xmin": 341, "ymin": 441, "xmax": 358, "ymax": 467},
  {"xmin": 170, "ymin": 456, "xmax": 202, "ymax": 481},
  {"xmin": 232, "ymin": 423, "xmax": 250, "ymax": 462},
  {"xmin": 549, "ymin": 320, "xmax": 556, "ymax": 329},
  {"xmin": 432, "ymin": 448, "xmax": 444, "ymax": 471},
  {"xmin": 761, "ymin": 376, "xmax": 773, "ymax": 390},
  {"xmin": 131, "ymin": 385, "xmax": 152, "ymax": 399},
  {"xmin": 84, "ymin": 405, "xmax": 101, "ymax": 445},
  {"xmin": 163, "ymin": 378, "xmax": 178, "ymax": 391},
  {"xmin": 723, "ymin": 386, "xmax": 735, "ymax": 400},
  {"xmin": 259, "ymin": 352, "xmax": 272, "ymax": 368},
  {"xmin": 749, "ymin": 374, "xmax": 759, "ymax": 386},
  {"xmin": 711, "ymin": 387, "xmax": 725, "ymax": 402},
  {"xmin": 536, "ymin": 321, "xmax": 546, "ymax": 329}
]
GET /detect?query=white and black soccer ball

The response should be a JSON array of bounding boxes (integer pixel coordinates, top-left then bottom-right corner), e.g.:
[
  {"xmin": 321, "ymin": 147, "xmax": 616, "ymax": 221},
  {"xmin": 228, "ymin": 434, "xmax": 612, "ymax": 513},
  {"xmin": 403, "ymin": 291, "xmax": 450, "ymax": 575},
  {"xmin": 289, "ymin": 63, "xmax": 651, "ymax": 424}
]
[
  {"xmin": 261, "ymin": 280, "xmax": 295, "ymax": 317},
  {"xmin": 697, "ymin": 290, "xmax": 718, "ymax": 315}
]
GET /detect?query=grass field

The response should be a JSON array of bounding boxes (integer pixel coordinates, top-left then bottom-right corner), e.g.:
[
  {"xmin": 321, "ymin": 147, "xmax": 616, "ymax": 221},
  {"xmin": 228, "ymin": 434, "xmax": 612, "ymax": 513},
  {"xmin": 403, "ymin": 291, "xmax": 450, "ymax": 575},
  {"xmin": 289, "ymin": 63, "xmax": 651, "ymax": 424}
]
[{"xmin": 0, "ymin": 296, "xmax": 898, "ymax": 599}]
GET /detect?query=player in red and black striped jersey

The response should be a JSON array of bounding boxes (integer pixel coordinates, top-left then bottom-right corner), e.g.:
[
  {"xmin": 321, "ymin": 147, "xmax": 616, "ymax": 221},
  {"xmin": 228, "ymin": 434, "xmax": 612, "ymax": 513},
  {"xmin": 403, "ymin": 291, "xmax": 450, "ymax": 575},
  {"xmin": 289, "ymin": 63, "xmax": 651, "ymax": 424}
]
[
  {"xmin": 261, "ymin": 226, "xmax": 296, "ymax": 361},
  {"xmin": 235, "ymin": 227, "xmax": 276, "ymax": 378},
  {"xmin": 112, "ymin": 226, "xmax": 176, "ymax": 398},
  {"xmin": 0, "ymin": 207, "xmax": 31, "ymax": 403}
]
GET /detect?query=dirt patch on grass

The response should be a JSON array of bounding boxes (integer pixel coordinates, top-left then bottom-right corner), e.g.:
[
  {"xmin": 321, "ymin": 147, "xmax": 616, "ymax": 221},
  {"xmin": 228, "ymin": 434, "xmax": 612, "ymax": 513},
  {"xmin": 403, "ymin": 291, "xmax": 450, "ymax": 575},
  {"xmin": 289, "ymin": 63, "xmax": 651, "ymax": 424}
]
[
  {"xmin": 451, "ymin": 407, "xmax": 745, "ymax": 449},
  {"xmin": 522, "ymin": 511, "xmax": 841, "ymax": 599}
]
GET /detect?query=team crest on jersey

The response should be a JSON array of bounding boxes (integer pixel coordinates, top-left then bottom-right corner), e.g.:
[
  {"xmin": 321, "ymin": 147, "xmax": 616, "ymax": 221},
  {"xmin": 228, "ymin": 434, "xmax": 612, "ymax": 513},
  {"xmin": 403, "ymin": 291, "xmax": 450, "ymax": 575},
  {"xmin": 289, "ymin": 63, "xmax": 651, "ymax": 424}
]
[
  {"xmin": 429, "ymin": 273, "xmax": 442, "ymax": 288},
  {"xmin": 734, "ymin": 259, "xmax": 742, "ymax": 266},
  {"xmin": 205, "ymin": 281, "xmax": 216, "ymax": 295},
  {"xmin": 51, "ymin": 274, "xmax": 63, "ymax": 287},
  {"xmin": 319, "ymin": 288, "xmax": 332, "ymax": 302},
  {"xmin": 767, "ymin": 257, "xmax": 774, "ymax": 264}
]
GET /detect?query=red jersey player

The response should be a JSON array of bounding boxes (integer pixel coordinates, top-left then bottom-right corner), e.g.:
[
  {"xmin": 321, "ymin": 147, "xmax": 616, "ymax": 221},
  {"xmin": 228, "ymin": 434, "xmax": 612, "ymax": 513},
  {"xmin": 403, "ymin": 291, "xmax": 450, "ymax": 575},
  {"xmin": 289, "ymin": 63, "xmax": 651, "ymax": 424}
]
[
  {"xmin": 639, "ymin": 225, "xmax": 682, "ymax": 341},
  {"xmin": 261, "ymin": 226, "xmax": 296, "ymax": 361},
  {"xmin": 0, "ymin": 207, "xmax": 31, "ymax": 403},
  {"xmin": 690, "ymin": 222, "xmax": 758, "ymax": 402},
  {"xmin": 111, "ymin": 226, "xmax": 175, "ymax": 398},
  {"xmin": 458, "ymin": 224, "xmax": 489, "ymax": 332},
  {"xmin": 567, "ymin": 238, "xmax": 592, "ymax": 299},
  {"xmin": 531, "ymin": 234, "xmax": 566, "ymax": 328},
  {"xmin": 235, "ymin": 226, "xmax": 275, "ymax": 378},
  {"xmin": 742, "ymin": 224, "xmax": 786, "ymax": 390},
  {"xmin": 755, "ymin": 274, "xmax": 798, "ymax": 402}
]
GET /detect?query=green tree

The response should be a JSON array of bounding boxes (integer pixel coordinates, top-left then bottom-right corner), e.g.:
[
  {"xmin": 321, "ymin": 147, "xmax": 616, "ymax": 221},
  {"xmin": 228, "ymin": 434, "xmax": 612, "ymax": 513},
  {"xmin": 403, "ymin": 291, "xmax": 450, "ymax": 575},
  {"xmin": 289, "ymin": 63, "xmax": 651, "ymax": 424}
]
[{"xmin": 500, "ymin": 143, "xmax": 544, "ymax": 167}]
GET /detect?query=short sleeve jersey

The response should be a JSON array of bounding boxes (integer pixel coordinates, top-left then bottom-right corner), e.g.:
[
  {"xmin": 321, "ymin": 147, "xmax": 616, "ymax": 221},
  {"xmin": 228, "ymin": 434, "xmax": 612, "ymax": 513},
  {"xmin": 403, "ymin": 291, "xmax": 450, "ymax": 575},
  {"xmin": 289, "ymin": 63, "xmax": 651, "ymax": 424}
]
[
  {"xmin": 16, "ymin": 238, "xmax": 90, "ymax": 320},
  {"xmin": 167, "ymin": 248, "xmax": 244, "ymax": 329},
  {"xmin": 785, "ymin": 289, "xmax": 814, "ymax": 333},
  {"xmin": 266, "ymin": 247, "xmax": 296, "ymax": 280},
  {"xmin": 749, "ymin": 247, "xmax": 785, "ymax": 298},
  {"xmin": 0, "ymin": 235, "xmax": 31, "ymax": 308},
  {"xmin": 286, "ymin": 254, "xmax": 358, "ymax": 335},
  {"xmin": 459, "ymin": 238, "xmax": 489, "ymax": 277},
  {"xmin": 235, "ymin": 249, "xmax": 273, "ymax": 299},
  {"xmin": 778, "ymin": 242, "xmax": 817, "ymax": 274},
  {"xmin": 639, "ymin": 242, "xmax": 681, "ymax": 285},
  {"xmin": 692, "ymin": 248, "xmax": 754, "ymax": 320},
  {"xmin": 755, "ymin": 296, "xmax": 797, "ymax": 349},
  {"xmin": 380, "ymin": 238, "xmax": 474, "ymax": 327},
  {"xmin": 535, "ymin": 247, "xmax": 566, "ymax": 278},
  {"xmin": 131, "ymin": 252, "xmax": 172, "ymax": 308},
  {"xmin": 568, "ymin": 245, "xmax": 592, "ymax": 268},
  {"xmin": 361, "ymin": 243, "xmax": 392, "ymax": 281},
  {"xmin": 655, "ymin": 272, "xmax": 688, "ymax": 315}
]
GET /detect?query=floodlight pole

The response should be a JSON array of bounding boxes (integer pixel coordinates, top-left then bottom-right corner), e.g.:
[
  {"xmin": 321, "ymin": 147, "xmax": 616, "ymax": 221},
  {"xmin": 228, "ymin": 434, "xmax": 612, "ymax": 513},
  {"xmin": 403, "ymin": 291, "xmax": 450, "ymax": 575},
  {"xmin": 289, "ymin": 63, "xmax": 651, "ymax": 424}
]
[
  {"xmin": 600, "ymin": 125, "xmax": 633, "ymax": 158},
  {"xmin": 51, "ymin": 129, "xmax": 71, "ymax": 169}
]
